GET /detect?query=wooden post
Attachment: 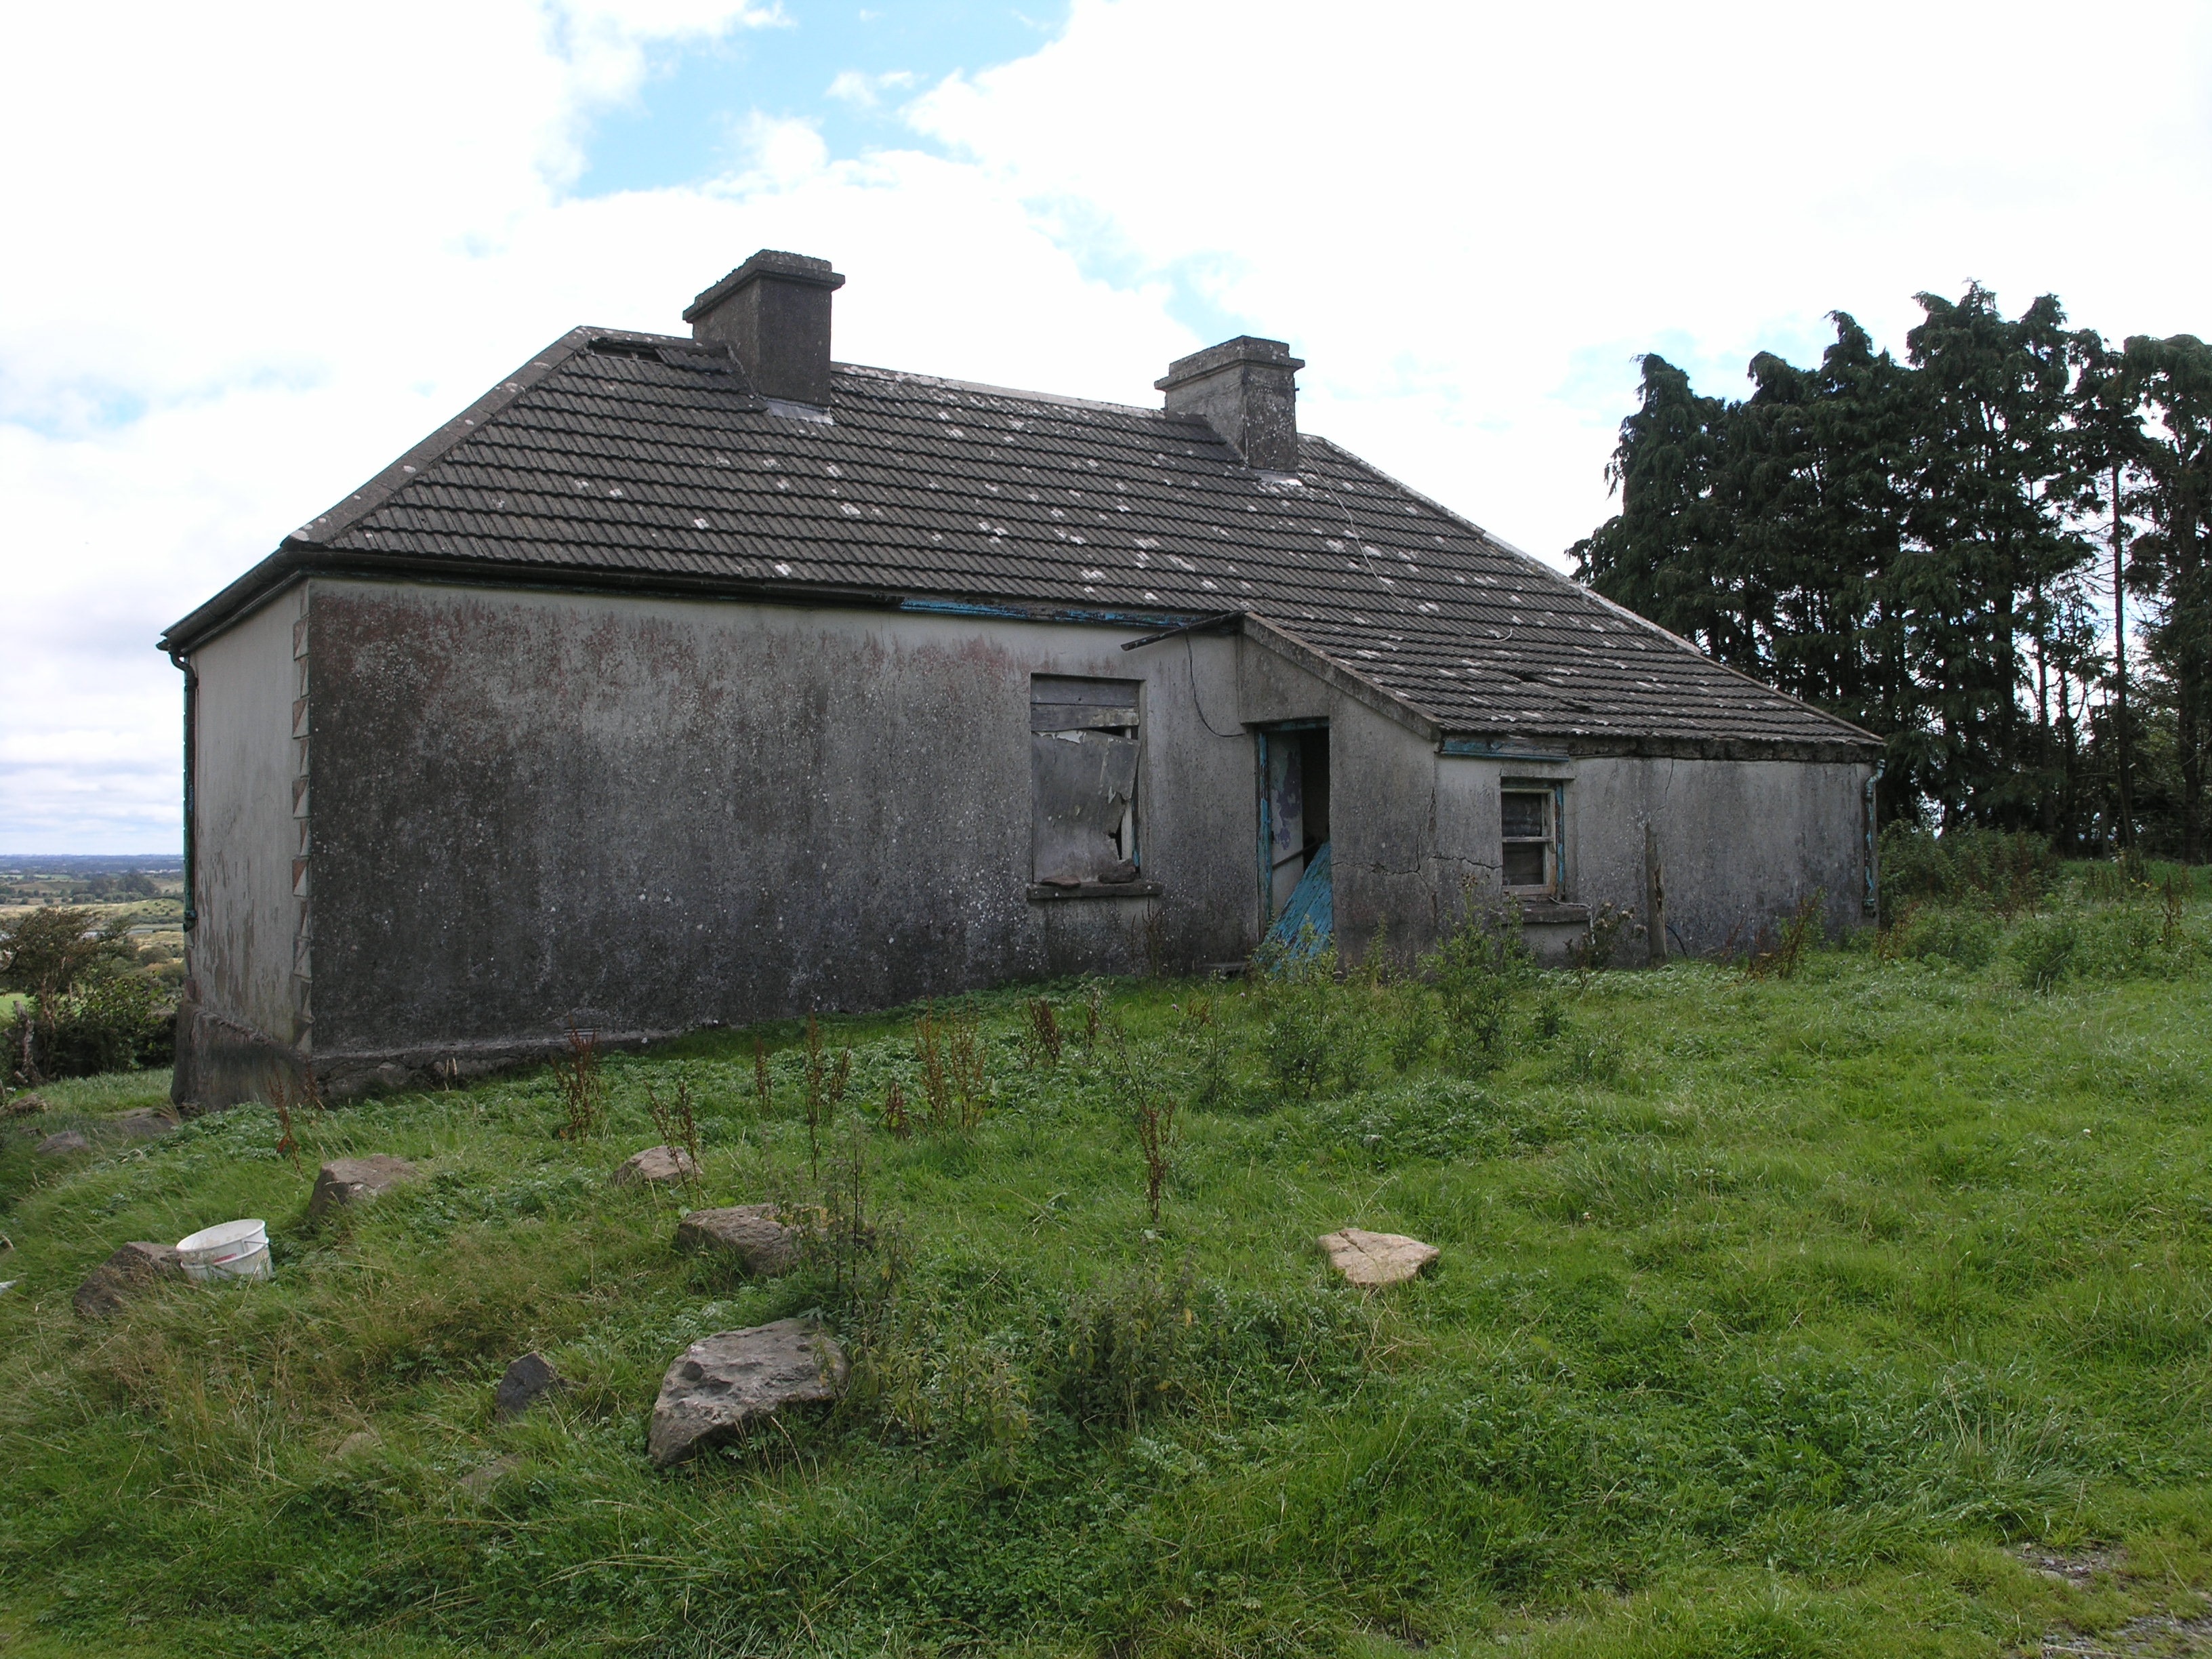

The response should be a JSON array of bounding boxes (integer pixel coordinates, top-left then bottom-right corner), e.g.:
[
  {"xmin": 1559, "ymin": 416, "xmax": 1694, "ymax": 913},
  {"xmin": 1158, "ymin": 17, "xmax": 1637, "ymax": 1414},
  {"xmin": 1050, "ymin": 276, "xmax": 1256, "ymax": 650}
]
[{"xmin": 1644, "ymin": 822, "xmax": 1667, "ymax": 966}]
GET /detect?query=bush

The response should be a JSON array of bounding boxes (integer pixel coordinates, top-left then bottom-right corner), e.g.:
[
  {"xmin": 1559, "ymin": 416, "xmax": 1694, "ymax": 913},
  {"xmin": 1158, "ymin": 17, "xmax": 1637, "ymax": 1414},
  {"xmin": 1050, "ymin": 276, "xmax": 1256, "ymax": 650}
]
[
  {"xmin": 1884, "ymin": 905, "xmax": 2001, "ymax": 970},
  {"xmin": 1422, "ymin": 882, "xmax": 1532, "ymax": 1071},
  {"xmin": 6, "ymin": 970, "xmax": 174, "ymax": 1082},
  {"xmin": 1879, "ymin": 825, "xmax": 2058, "ymax": 916},
  {"xmin": 1252, "ymin": 930, "xmax": 1370, "ymax": 1099},
  {"xmin": 2010, "ymin": 914, "xmax": 2080, "ymax": 992}
]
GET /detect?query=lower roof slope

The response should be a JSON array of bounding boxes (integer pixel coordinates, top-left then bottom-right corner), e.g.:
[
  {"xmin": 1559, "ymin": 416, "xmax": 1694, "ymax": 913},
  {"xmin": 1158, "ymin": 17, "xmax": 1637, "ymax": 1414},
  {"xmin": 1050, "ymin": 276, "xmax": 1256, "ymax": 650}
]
[{"xmin": 163, "ymin": 328, "xmax": 1877, "ymax": 758}]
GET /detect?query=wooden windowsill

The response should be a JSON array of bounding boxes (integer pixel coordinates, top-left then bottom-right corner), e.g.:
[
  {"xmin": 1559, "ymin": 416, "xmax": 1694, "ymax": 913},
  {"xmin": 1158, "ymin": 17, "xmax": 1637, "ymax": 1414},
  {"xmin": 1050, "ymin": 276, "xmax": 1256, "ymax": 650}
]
[{"xmin": 1026, "ymin": 880, "xmax": 1165, "ymax": 902}]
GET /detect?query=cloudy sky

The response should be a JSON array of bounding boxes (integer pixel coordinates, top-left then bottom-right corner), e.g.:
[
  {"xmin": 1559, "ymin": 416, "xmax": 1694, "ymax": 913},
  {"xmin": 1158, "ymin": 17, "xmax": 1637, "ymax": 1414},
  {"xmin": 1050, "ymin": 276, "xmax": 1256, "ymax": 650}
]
[{"xmin": 5, "ymin": 0, "xmax": 2209, "ymax": 852}]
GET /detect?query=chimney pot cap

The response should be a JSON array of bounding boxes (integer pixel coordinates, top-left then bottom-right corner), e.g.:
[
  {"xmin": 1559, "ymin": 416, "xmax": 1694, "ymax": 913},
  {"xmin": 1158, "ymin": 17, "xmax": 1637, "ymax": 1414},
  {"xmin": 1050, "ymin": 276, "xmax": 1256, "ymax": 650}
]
[
  {"xmin": 1155, "ymin": 335, "xmax": 1304, "ymax": 392},
  {"xmin": 684, "ymin": 249, "xmax": 846, "ymax": 323}
]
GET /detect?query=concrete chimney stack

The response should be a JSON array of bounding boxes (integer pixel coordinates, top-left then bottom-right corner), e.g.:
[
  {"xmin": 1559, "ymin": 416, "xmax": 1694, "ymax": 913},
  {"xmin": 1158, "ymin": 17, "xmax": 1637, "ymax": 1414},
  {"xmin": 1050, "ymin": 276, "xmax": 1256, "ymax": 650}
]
[
  {"xmin": 684, "ymin": 249, "xmax": 846, "ymax": 409},
  {"xmin": 1156, "ymin": 336, "xmax": 1305, "ymax": 472}
]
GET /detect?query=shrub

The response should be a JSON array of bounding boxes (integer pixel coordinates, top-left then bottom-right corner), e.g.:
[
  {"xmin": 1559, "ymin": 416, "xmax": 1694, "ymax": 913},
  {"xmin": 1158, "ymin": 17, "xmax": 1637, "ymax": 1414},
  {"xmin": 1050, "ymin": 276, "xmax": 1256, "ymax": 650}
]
[
  {"xmin": 1046, "ymin": 1264, "xmax": 1204, "ymax": 1432},
  {"xmin": 1422, "ymin": 882, "xmax": 1531, "ymax": 1071},
  {"xmin": 1885, "ymin": 905, "xmax": 2001, "ymax": 970},
  {"xmin": 1879, "ymin": 825, "xmax": 2058, "ymax": 916},
  {"xmin": 2011, "ymin": 914, "xmax": 2080, "ymax": 992},
  {"xmin": 1252, "ymin": 930, "xmax": 1368, "ymax": 1099},
  {"xmin": 5, "ymin": 970, "xmax": 173, "ymax": 1082}
]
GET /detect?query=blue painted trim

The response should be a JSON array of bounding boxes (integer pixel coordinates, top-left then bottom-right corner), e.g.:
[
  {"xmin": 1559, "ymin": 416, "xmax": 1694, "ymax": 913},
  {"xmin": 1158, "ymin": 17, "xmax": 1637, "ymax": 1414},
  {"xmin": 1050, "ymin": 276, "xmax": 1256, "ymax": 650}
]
[
  {"xmin": 898, "ymin": 598, "xmax": 1188, "ymax": 628},
  {"xmin": 1440, "ymin": 738, "xmax": 1571, "ymax": 760}
]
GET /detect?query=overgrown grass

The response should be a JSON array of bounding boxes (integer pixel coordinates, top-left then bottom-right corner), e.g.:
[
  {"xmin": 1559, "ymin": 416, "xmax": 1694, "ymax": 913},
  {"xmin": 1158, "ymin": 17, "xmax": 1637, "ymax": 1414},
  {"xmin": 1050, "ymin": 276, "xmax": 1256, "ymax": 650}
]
[{"xmin": 3, "ymin": 874, "xmax": 2211, "ymax": 1656}]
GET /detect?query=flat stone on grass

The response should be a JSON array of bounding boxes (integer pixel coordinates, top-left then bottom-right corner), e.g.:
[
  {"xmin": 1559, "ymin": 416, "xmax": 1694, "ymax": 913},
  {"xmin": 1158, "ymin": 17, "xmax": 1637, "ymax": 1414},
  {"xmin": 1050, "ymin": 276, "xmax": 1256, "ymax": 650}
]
[
  {"xmin": 494, "ymin": 1352, "xmax": 569, "ymax": 1421},
  {"xmin": 613, "ymin": 1145, "xmax": 699, "ymax": 1187},
  {"xmin": 1318, "ymin": 1228, "xmax": 1439, "ymax": 1288},
  {"xmin": 34, "ymin": 1130, "xmax": 91, "ymax": 1158},
  {"xmin": 649, "ymin": 1318, "xmax": 847, "ymax": 1467},
  {"xmin": 674, "ymin": 1205, "xmax": 798, "ymax": 1276},
  {"xmin": 310, "ymin": 1155, "xmax": 422, "ymax": 1218},
  {"xmin": 111, "ymin": 1107, "xmax": 179, "ymax": 1139},
  {"xmin": 73, "ymin": 1242, "xmax": 186, "ymax": 1319}
]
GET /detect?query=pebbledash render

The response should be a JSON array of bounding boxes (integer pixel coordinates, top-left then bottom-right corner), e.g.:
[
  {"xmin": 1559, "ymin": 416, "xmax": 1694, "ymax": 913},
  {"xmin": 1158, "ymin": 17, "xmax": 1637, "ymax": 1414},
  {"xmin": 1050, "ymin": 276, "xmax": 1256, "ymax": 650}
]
[{"xmin": 159, "ymin": 249, "xmax": 1881, "ymax": 1107}]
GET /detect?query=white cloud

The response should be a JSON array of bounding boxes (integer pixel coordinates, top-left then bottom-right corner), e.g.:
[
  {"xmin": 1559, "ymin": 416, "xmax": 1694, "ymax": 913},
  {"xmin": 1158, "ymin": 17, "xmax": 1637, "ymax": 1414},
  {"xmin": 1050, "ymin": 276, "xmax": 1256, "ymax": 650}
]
[
  {"xmin": 5, "ymin": 0, "xmax": 2211, "ymax": 848},
  {"xmin": 907, "ymin": 0, "xmax": 2212, "ymax": 564},
  {"xmin": 826, "ymin": 68, "xmax": 917, "ymax": 108}
]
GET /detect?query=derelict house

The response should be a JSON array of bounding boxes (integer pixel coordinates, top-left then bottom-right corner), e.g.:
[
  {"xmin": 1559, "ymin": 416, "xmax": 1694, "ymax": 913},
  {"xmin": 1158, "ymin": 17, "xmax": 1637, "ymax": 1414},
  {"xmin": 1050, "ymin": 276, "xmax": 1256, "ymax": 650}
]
[{"xmin": 160, "ymin": 250, "xmax": 1881, "ymax": 1106}]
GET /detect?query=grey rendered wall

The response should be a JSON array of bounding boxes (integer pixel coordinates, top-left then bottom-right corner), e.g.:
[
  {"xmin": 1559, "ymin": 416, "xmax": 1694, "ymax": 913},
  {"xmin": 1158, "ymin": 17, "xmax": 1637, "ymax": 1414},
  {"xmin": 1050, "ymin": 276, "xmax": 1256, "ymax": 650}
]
[
  {"xmin": 175, "ymin": 586, "xmax": 309, "ymax": 1103},
  {"xmin": 1235, "ymin": 639, "xmax": 1872, "ymax": 963},
  {"xmin": 302, "ymin": 579, "xmax": 1258, "ymax": 1082},
  {"xmin": 1235, "ymin": 644, "xmax": 1448, "ymax": 965},
  {"xmin": 1560, "ymin": 754, "xmax": 1870, "ymax": 953},
  {"xmin": 1434, "ymin": 752, "xmax": 1870, "ymax": 956}
]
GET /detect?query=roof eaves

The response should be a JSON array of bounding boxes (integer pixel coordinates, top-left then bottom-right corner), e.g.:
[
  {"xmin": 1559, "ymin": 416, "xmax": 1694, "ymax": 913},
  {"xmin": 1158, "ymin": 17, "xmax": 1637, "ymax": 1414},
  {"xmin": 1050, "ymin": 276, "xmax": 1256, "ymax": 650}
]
[{"xmin": 1239, "ymin": 612, "xmax": 1441, "ymax": 744}]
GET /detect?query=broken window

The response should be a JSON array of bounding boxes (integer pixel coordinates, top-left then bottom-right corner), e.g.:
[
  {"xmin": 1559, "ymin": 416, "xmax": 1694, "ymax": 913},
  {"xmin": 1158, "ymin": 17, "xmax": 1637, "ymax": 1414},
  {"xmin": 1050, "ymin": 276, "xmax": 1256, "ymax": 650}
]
[
  {"xmin": 1031, "ymin": 676, "xmax": 1141, "ymax": 886},
  {"xmin": 1500, "ymin": 787, "xmax": 1557, "ymax": 894}
]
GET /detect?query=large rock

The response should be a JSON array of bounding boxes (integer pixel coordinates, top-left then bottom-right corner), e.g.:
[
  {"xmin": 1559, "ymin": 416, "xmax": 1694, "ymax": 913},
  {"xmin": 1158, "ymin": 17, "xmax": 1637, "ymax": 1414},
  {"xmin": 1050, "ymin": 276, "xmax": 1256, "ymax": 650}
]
[
  {"xmin": 648, "ymin": 1318, "xmax": 847, "ymax": 1467},
  {"xmin": 34, "ymin": 1130, "xmax": 91, "ymax": 1158},
  {"xmin": 73, "ymin": 1242, "xmax": 186, "ymax": 1319},
  {"xmin": 494, "ymin": 1352, "xmax": 569, "ymax": 1421},
  {"xmin": 310, "ymin": 1155, "xmax": 422, "ymax": 1217},
  {"xmin": 674, "ymin": 1204, "xmax": 798, "ymax": 1276},
  {"xmin": 613, "ymin": 1145, "xmax": 699, "ymax": 1187},
  {"xmin": 112, "ymin": 1107, "xmax": 179, "ymax": 1140},
  {"xmin": 1318, "ymin": 1228, "xmax": 1439, "ymax": 1288}
]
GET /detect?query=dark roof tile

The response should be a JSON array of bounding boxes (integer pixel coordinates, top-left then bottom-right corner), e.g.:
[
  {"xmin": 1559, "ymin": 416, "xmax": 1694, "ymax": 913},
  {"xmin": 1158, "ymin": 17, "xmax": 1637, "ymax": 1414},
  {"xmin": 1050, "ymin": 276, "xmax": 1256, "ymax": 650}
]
[{"xmin": 197, "ymin": 332, "xmax": 1872, "ymax": 751}]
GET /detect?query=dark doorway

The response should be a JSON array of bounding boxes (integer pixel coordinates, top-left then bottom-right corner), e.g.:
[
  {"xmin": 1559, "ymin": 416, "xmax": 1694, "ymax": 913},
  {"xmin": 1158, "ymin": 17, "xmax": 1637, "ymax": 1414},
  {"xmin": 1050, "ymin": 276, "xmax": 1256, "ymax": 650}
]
[{"xmin": 1257, "ymin": 722, "xmax": 1331, "ymax": 948}]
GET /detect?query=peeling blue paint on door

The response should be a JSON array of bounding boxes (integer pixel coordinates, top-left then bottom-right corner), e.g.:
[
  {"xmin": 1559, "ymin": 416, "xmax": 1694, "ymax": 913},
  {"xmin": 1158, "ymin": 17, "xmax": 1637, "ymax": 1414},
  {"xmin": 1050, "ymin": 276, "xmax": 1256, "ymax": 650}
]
[{"xmin": 1265, "ymin": 841, "xmax": 1332, "ymax": 954}]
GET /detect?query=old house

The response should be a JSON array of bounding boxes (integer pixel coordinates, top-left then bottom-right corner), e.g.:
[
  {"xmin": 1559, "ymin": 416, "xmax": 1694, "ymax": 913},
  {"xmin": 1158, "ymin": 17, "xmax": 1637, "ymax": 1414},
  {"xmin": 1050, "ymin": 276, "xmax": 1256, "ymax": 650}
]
[{"xmin": 161, "ymin": 250, "xmax": 1881, "ymax": 1105}]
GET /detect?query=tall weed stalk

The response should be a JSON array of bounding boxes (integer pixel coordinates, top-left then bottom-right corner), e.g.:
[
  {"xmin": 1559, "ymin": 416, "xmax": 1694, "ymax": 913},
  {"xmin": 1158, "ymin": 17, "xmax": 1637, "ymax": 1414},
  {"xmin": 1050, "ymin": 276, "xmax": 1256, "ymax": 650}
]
[{"xmin": 554, "ymin": 1025, "xmax": 607, "ymax": 1140}]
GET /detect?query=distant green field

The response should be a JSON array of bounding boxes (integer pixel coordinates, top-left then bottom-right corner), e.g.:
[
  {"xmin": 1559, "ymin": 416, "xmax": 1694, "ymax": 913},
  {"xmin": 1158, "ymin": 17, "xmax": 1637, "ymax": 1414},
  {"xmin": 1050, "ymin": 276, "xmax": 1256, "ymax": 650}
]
[{"xmin": 3, "ymin": 883, "xmax": 2210, "ymax": 1657}]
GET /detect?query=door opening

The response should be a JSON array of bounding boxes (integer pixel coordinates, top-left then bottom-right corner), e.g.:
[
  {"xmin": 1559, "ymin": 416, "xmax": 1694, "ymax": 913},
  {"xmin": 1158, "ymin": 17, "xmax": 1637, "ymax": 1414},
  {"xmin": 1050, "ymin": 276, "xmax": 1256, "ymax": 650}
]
[{"xmin": 1257, "ymin": 722, "xmax": 1332, "ymax": 951}]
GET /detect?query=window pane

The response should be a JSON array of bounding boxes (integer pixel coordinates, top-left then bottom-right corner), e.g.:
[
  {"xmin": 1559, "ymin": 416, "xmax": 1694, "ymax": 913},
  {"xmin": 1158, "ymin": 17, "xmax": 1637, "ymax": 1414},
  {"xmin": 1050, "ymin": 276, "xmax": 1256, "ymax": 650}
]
[
  {"xmin": 1502, "ymin": 842, "xmax": 1547, "ymax": 888},
  {"xmin": 1501, "ymin": 791, "xmax": 1549, "ymax": 840}
]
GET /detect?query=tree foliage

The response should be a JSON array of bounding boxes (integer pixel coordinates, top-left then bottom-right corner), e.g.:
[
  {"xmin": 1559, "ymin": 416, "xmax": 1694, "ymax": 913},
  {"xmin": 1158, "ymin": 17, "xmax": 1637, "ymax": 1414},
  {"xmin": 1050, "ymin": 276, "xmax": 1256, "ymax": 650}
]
[{"xmin": 1573, "ymin": 287, "xmax": 2212, "ymax": 859}]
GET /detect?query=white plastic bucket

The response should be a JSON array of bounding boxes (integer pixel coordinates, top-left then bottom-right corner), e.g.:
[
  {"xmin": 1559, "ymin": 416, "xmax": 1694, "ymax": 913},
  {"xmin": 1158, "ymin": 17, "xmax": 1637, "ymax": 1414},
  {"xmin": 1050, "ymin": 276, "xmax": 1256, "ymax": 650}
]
[{"xmin": 176, "ymin": 1218, "xmax": 271, "ymax": 1282}]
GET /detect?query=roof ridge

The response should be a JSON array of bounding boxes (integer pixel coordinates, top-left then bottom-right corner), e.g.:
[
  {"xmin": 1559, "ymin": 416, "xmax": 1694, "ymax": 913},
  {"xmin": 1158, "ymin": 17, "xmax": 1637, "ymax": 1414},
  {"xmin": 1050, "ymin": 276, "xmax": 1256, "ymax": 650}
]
[{"xmin": 832, "ymin": 361, "xmax": 1184, "ymax": 421}]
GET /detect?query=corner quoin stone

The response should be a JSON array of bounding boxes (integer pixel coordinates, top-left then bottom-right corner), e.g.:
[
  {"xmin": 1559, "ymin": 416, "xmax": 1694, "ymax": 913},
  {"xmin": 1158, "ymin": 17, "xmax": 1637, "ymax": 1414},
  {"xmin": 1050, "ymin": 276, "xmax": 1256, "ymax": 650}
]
[
  {"xmin": 613, "ymin": 1145, "xmax": 699, "ymax": 1187},
  {"xmin": 73, "ymin": 1242, "xmax": 187, "ymax": 1319},
  {"xmin": 1318, "ymin": 1228, "xmax": 1439, "ymax": 1288},
  {"xmin": 648, "ymin": 1318, "xmax": 848, "ymax": 1467},
  {"xmin": 309, "ymin": 1155, "xmax": 422, "ymax": 1217},
  {"xmin": 674, "ymin": 1204, "xmax": 798, "ymax": 1276}
]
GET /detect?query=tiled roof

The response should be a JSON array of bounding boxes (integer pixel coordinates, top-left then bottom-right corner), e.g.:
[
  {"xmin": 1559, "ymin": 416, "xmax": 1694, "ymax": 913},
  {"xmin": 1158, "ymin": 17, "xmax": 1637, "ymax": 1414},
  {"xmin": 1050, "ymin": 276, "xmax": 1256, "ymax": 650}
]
[{"xmin": 169, "ymin": 329, "xmax": 1876, "ymax": 756}]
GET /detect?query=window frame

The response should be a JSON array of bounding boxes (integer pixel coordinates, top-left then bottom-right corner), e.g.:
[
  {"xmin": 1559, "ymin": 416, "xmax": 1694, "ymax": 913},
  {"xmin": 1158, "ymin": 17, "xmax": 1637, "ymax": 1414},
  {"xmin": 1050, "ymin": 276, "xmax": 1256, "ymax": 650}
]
[
  {"xmin": 1498, "ymin": 783, "xmax": 1563, "ymax": 898},
  {"xmin": 1028, "ymin": 674, "xmax": 1145, "ymax": 890}
]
